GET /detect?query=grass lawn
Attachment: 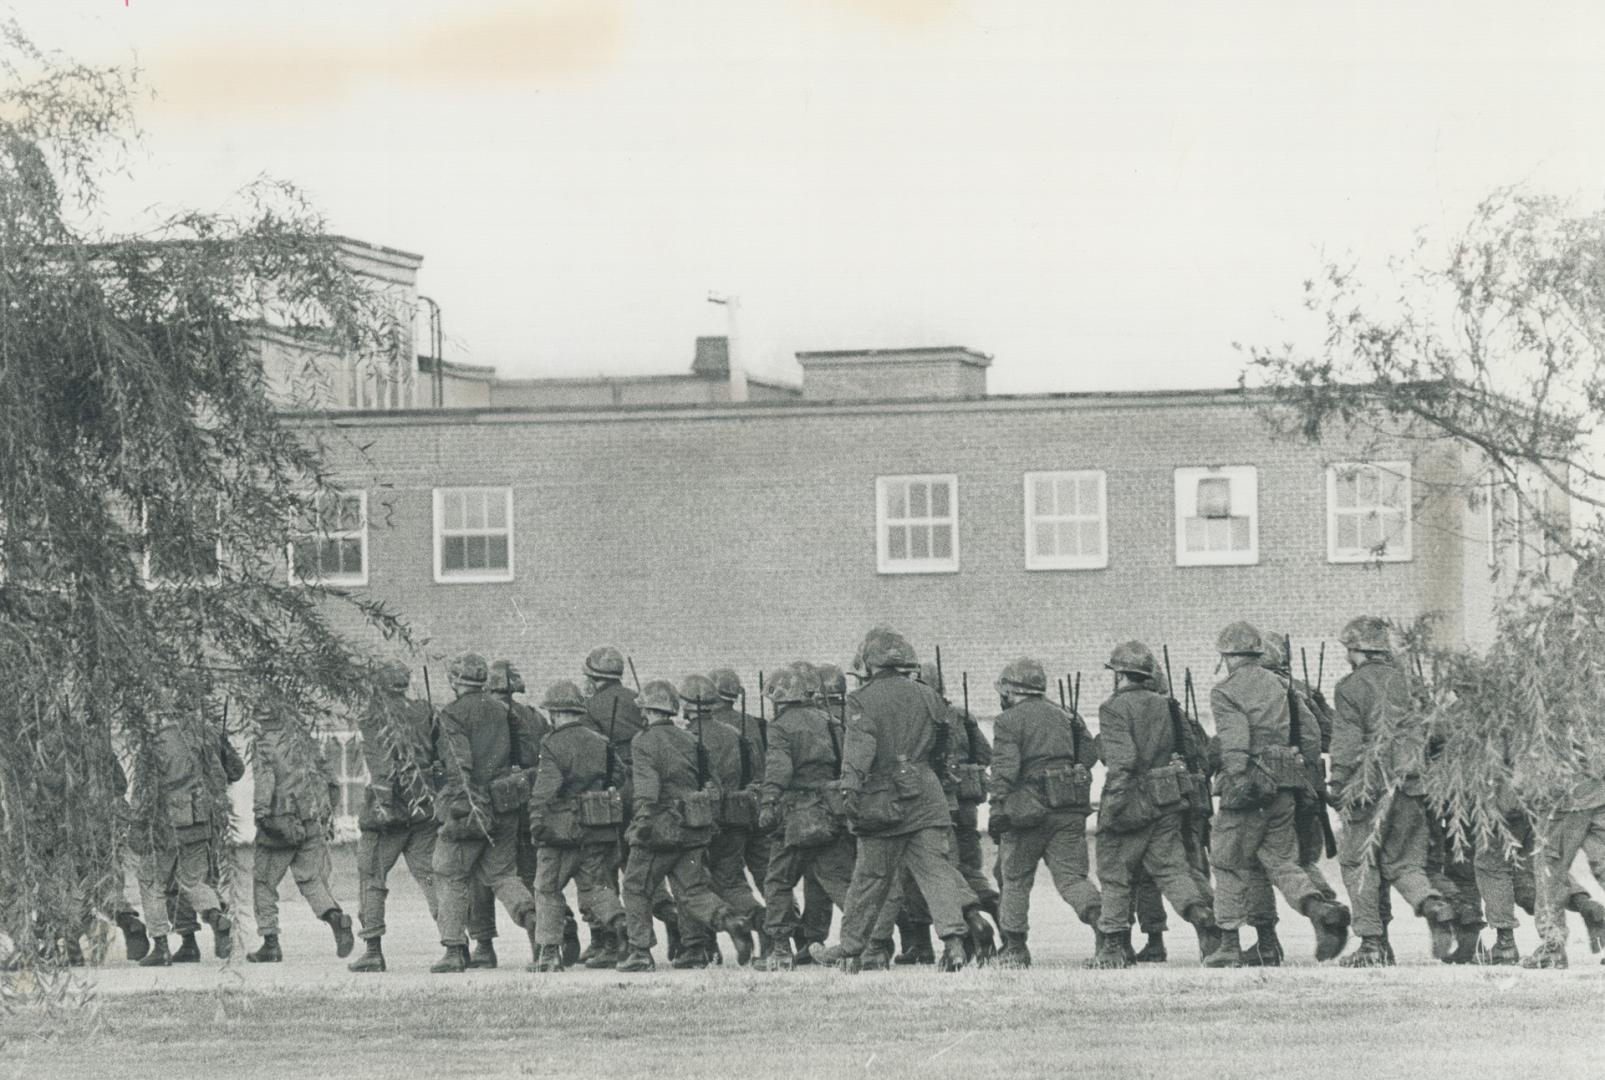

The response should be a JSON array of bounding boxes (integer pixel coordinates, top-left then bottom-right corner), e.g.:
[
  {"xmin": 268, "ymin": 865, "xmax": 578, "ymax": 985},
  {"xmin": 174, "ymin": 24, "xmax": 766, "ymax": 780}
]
[{"xmin": 5, "ymin": 840, "xmax": 1604, "ymax": 1080}]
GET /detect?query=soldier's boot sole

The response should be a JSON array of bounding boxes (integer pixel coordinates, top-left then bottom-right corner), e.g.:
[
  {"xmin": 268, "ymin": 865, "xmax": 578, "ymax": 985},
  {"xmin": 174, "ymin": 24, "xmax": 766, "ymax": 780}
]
[
  {"xmin": 348, "ymin": 944, "xmax": 387, "ymax": 973},
  {"xmin": 324, "ymin": 910, "xmax": 355, "ymax": 959},
  {"xmin": 1132, "ymin": 937, "xmax": 1168, "ymax": 964},
  {"xmin": 468, "ymin": 941, "xmax": 498, "ymax": 969},
  {"xmin": 245, "ymin": 942, "xmax": 282, "ymax": 964},
  {"xmin": 964, "ymin": 911, "xmax": 996, "ymax": 966},
  {"xmin": 117, "ymin": 915, "xmax": 150, "ymax": 963},
  {"xmin": 1312, "ymin": 909, "xmax": 1349, "ymax": 963},
  {"xmin": 137, "ymin": 939, "xmax": 172, "ymax": 968},
  {"xmin": 725, "ymin": 920, "xmax": 755, "ymax": 967}
]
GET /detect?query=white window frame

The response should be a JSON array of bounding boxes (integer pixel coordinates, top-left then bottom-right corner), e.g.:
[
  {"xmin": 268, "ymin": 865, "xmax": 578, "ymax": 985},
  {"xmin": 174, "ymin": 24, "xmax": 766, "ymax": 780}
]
[
  {"xmin": 1174, "ymin": 466, "xmax": 1259, "ymax": 567},
  {"xmin": 433, "ymin": 486, "xmax": 515, "ymax": 584},
  {"xmin": 1326, "ymin": 461, "xmax": 1413, "ymax": 564},
  {"xmin": 1023, "ymin": 470, "xmax": 1109, "ymax": 571},
  {"xmin": 141, "ymin": 499, "xmax": 224, "ymax": 589},
  {"xmin": 288, "ymin": 490, "xmax": 369, "ymax": 587},
  {"xmin": 321, "ymin": 729, "xmax": 370, "ymax": 827},
  {"xmin": 875, "ymin": 474, "xmax": 959, "ymax": 575}
]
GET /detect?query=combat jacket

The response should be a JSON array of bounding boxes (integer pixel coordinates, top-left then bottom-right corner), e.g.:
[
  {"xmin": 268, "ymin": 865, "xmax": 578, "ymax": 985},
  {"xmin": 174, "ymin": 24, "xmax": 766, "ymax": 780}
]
[
  {"xmin": 990, "ymin": 697, "xmax": 1096, "ymax": 807},
  {"xmin": 529, "ymin": 720, "xmax": 621, "ymax": 842},
  {"xmin": 357, "ymin": 692, "xmax": 437, "ymax": 824},
  {"xmin": 950, "ymin": 706, "xmax": 993, "ymax": 766},
  {"xmin": 585, "ymin": 681, "xmax": 644, "ymax": 758},
  {"xmin": 1098, "ymin": 685, "xmax": 1180, "ymax": 785},
  {"xmin": 252, "ymin": 721, "xmax": 338, "ymax": 824},
  {"xmin": 496, "ymin": 694, "xmax": 550, "ymax": 761},
  {"xmin": 136, "ymin": 717, "xmax": 244, "ymax": 845},
  {"xmin": 711, "ymin": 702, "xmax": 767, "ymax": 783},
  {"xmin": 631, "ymin": 718, "xmax": 717, "ymax": 834},
  {"xmin": 1212, "ymin": 663, "xmax": 1318, "ymax": 774},
  {"xmin": 438, "ymin": 689, "xmax": 540, "ymax": 813},
  {"xmin": 842, "ymin": 670, "xmax": 952, "ymax": 836},
  {"xmin": 687, "ymin": 713, "xmax": 746, "ymax": 793},
  {"xmin": 1328, "ymin": 656, "xmax": 1429, "ymax": 803},
  {"xmin": 758, "ymin": 703, "xmax": 842, "ymax": 807}
]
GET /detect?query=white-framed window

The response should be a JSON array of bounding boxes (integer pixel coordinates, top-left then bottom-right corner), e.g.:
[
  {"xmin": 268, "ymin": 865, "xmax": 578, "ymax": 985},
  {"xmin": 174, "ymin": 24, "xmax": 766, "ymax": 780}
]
[
  {"xmin": 876, "ymin": 474, "xmax": 959, "ymax": 574},
  {"xmin": 1174, "ymin": 466, "xmax": 1258, "ymax": 566},
  {"xmin": 1327, "ymin": 462, "xmax": 1412, "ymax": 563},
  {"xmin": 1023, "ymin": 471, "xmax": 1108, "ymax": 570},
  {"xmin": 1488, "ymin": 466, "xmax": 1558, "ymax": 576},
  {"xmin": 433, "ymin": 486, "xmax": 514, "ymax": 583},
  {"xmin": 320, "ymin": 731, "xmax": 370, "ymax": 825},
  {"xmin": 289, "ymin": 491, "xmax": 369, "ymax": 586},
  {"xmin": 142, "ymin": 498, "xmax": 223, "ymax": 588}
]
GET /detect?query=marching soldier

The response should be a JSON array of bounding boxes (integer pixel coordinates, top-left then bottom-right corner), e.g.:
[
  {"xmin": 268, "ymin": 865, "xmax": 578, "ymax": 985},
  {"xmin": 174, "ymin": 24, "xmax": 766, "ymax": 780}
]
[
  {"xmin": 526, "ymin": 680, "xmax": 627, "ymax": 972},
  {"xmin": 348, "ymin": 662, "xmax": 439, "ymax": 973},
  {"xmin": 757, "ymin": 667, "xmax": 856, "ymax": 970},
  {"xmin": 793, "ymin": 665, "xmax": 849, "ymax": 963},
  {"xmin": 1524, "ymin": 755, "xmax": 1605, "ymax": 969},
  {"xmin": 578, "ymin": 645, "xmax": 647, "ymax": 964},
  {"xmin": 246, "ymin": 710, "xmax": 354, "ymax": 963},
  {"xmin": 428, "ymin": 652, "xmax": 540, "ymax": 973},
  {"xmin": 708, "ymin": 667, "xmax": 781, "ymax": 956},
  {"xmin": 1091, "ymin": 641, "xmax": 1219, "ymax": 968},
  {"xmin": 131, "ymin": 706, "xmax": 239, "ymax": 966},
  {"xmin": 617, "ymin": 680, "xmax": 753, "ymax": 972},
  {"xmin": 809, "ymin": 628, "xmax": 992, "ymax": 973},
  {"xmin": 988, "ymin": 657, "xmax": 1102, "ymax": 967},
  {"xmin": 922, "ymin": 661, "xmax": 998, "ymax": 919},
  {"xmin": 1329, "ymin": 616, "xmax": 1456, "ymax": 966}
]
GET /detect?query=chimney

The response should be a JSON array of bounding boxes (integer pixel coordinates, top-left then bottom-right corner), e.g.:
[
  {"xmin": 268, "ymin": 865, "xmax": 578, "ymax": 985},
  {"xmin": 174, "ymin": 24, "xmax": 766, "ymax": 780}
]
[{"xmin": 795, "ymin": 346, "xmax": 991, "ymax": 401}]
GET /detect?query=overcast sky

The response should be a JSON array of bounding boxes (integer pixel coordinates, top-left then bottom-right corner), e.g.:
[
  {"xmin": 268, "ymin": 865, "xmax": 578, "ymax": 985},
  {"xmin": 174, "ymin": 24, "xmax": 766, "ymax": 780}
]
[{"xmin": 29, "ymin": 0, "xmax": 1605, "ymax": 392}]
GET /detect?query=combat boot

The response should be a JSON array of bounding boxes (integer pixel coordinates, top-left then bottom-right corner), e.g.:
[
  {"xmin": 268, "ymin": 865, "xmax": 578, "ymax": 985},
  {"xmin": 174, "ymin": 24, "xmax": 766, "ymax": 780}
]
[
  {"xmin": 1303, "ymin": 897, "xmax": 1351, "ymax": 962},
  {"xmin": 583, "ymin": 926, "xmax": 616, "ymax": 969},
  {"xmin": 576, "ymin": 923, "xmax": 603, "ymax": 966},
  {"xmin": 245, "ymin": 934, "xmax": 282, "ymax": 964},
  {"xmin": 997, "ymin": 931, "xmax": 1032, "ymax": 969},
  {"xmin": 662, "ymin": 915, "xmax": 683, "ymax": 962},
  {"xmin": 1486, "ymin": 928, "xmax": 1519, "ymax": 966},
  {"xmin": 1380, "ymin": 928, "xmax": 1396, "ymax": 965},
  {"xmin": 1446, "ymin": 922, "xmax": 1484, "ymax": 965},
  {"xmin": 617, "ymin": 946, "xmax": 656, "ymax": 973},
  {"xmin": 561, "ymin": 912, "xmax": 582, "ymax": 967},
  {"xmin": 1087, "ymin": 929, "xmax": 1133, "ymax": 969},
  {"xmin": 172, "ymin": 933, "xmax": 202, "ymax": 964},
  {"xmin": 1337, "ymin": 936, "xmax": 1391, "ymax": 967},
  {"xmin": 792, "ymin": 930, "xmax": 816, "ymax": 965},
  {"xmin": 429, "ymin": 944, "xmax": 468, "ymax": 973},
  {"xmin": 722, "ymin": 912, "xmax": 755, "ymax": 967},
  {"xmin": 1202, "ymin": 928, "xmax": 1243, "ymax": 968},
  {"xmin": 670, "ymin": 944, "xmax": 711, "ymax": 969},
  {"xmin": 894, "ymin": 921, "xmax": 935, "ymax": 965},
  {"xmin": 860, "ymin": 938, "xmax": 894, "ymax": 971},
  {"xmin": 808, "ymin": 943, "xmax": 862, "ymax": 973},
  {"xmin": 937, "ymin": 935, "xmax": 968, "ymax": 972},
  {"xmin": 468, "ymin": 938, "xmax": 498, "ymax": 969},
  {"xmin": 348, "ymin": 938, "xmax": 386, "ymax": 973},
  {"xmin": 529, "ymin": 944, "xmax": 566, "ymax": 973},
  {"xmin": 1521, "ymin": 941, "xmax": 1568, "ymax": 969},
  {"xmin": 202, "ymin": 908, "xmax": 232, "ymax": 960},
  {"xmin": 1133, "ymin": 932, "xmax": 1167, "ymax": 963},
  {"xmin": 964, "ymin": 907, "xmax": 997, "ymax": 965},
  {"xmin": 322, "ymin": 908, "xmax": 355, "ymax": 959},
  {"xmin": 63, "ymin": 938, "xmax": 85, "ymax": 967},
  {"xmin": 765, "ymin": 937, "xmax": 795, "ymax": 972},
  {"xmin": 1421, "ymin": 897, "xmax": 1456, "ymax": 961},
  {"xmin": 137, "ymin": 936, "xmax": 172, "ymax": 968},
  {"xmin": 1574, "ymin": 896, "xmax": 1605, "ymax": 953},
  {"xmin": 1185, "ymin": 905, "xmax": 1221, "ymax": 962},
  {"xmin": 115, "ymin": 912, "xmax": 149, "ymax": 963},
  {"xmin": 1243, "ymin": 924, "xmax": 1283, "ymax": 967}
]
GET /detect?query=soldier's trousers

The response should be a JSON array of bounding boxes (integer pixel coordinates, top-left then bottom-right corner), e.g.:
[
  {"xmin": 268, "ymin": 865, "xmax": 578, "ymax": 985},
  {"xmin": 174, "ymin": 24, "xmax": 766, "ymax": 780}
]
[
  {"xmin": 621, "ymin": 845, "xmax": 732, "ymax": 951},
  {"xmin": 467, "ymin": 822, "xmax": 537, "ymax": 941},
  {"xmin": 998, "ymin": 811, "xmax": 1101, "ymax": 934},
  {"xmin": 953, "ymin": 802, "xmax": 998, "ymax": 906},
  {"xmin": 798, "ymin": 873, "xmax": 835, "ymax": 943},
  {"xmin": 840, "ymin": 827, "xmax": 970, "ymax": 954},
  {"xmin": 254, "ymin": 834, "xmax": 339, "ymax": 936},
  {"xmin": 534, "ymin": 843, "xmax": 622, "ymax": 947},
  {"xmin": 1098, "ymin": 811, "xmax": 1209, "ymax": 934},
  {"xmin": 433, "ymin": 812, "xmax": 536, "ymax": 947},
  {"xmin": 681, "ymin": 826, "xmax": 767, "ymax": 950},
  {"xmin": 871, "ymin": 825, "xmax": 979, "ymax": 940},
  {"xmin": 1425, "ymin": 813, "xmax": 1482, "ymax": 926},
  {"xmin": 356, "ymin": 821, "xmax": 439, "ymax": 941},
  {"xmin": 1474, "ymin": 813, "xmax": 1588, "ymax": 929},
  {"xmin": 1338, "ymin": 793, "xmax": 1442, "ymax": 938},
  {"xmin": 1212, "ymin": 793, "xmax": 1321, "ymax": 930},
  {"xmin": 1237, "ymin": 797, "xmax": 1335, "ymax": 929},
  {"xmin": 138, "ymin": 839, "xmax": 221, "ymax": 937},
  {"xmin": 762, "ymin": 834, "xmax": 856, "ymax": 941},
  {"xmin": 1533, "ymin": 805, "xmax": 1605, "ymax": 944},
  {"xmin": 1134, "ymin": 814, "xmax": 1213, "ymax": 933}
]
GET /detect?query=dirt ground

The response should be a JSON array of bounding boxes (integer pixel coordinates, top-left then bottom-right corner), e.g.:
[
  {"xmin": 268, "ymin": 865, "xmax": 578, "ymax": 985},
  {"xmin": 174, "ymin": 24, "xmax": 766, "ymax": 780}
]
[{"xmin": 4, "ymin": 841, "xmax": 1604, "ymax": 1080}]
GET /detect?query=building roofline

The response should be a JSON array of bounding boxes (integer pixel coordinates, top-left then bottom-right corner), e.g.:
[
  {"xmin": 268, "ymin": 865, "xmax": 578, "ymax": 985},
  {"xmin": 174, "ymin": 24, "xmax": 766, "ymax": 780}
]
[{"xmin": 796, "ymin": 346, "xmax": 992, "ymax": 367}]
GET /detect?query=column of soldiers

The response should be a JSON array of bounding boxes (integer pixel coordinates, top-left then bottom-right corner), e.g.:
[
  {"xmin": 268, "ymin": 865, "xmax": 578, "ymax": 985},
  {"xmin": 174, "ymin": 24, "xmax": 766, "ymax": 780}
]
[{"xmin": 29, "ymin": 614, "xmax": 1605, "ymax": 973}]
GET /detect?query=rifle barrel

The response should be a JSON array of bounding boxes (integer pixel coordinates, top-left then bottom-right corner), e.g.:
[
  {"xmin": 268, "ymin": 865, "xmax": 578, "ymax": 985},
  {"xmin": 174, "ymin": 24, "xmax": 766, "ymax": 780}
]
[{"xmin": 626, "ymin": 656, "xmax": 642, "ymax": 693}]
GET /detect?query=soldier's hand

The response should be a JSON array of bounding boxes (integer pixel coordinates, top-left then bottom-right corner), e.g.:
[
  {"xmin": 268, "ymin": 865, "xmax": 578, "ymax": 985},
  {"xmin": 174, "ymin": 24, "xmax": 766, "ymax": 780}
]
[
  {"xmin": 987, "ymin": 813, "xmax": 1010, "ymax": 840},
  {"xmin": 758, "ymin": 805, "xmax": 779, "ymax": 832}
]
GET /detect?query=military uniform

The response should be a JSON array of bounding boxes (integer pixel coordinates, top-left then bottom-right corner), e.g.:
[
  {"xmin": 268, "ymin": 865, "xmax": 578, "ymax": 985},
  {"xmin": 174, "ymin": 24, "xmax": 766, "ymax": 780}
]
[
  {"xmin": 1530, "ymin": 771, "xmax": 1605, "ymax": 965},
  {"xmin": 1132, "ymin": 686, "xmax": 1215, "ymax": 960},
  {"xmin": 679, "ymin": 706, "xmax": 764, "ymax": 957},
  {"xmin": 710, "ymin": 696, "xmax": 780, "ymax": 934},
  {"xmin": 249, "ymin": 718, "xmax": 352, "ymax": 959},
  {"xmin": 467, "ymin": 689, "xmax": 548, "ymax": 955},
  {"xmin": 351, "ymin": 687, "xmax": 439, "ymax": 964}
]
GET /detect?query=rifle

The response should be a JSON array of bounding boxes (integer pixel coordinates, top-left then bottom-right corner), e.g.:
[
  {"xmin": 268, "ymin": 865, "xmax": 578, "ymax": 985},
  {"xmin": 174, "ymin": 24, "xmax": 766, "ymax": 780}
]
[
  {"xmin": 605, "ymin": 698, "xmax": 619, "ymax": 790},
  {"xmin": 626, "ymin": 656, "xmax": 642, "ymax": 694},
  {"xmin": 752, "ymin": 678, "xmax": 769, "ymax": 756},
  {"xmin": 961, "ymin": 672, "xmax": 978, "ymax": 762},
  {"xmin": 934, "ymin": 645, "xmax": 945, "ymax": 699},
  {"xmin": 1316, "ymin": 643, "xmax": 1325, "ymax": 692},
  {"xmin": 694, "ymin": 703, "xmax": 710, "ymax": 789},
  {"xmin": 422, "ymin": 666, "xmax": 445, "ymax": 788},
  {"xmin": 1072, "ymin": 672, "xmax": 1081, "ymax": 716},
  {"xmin": 1058, "ymin": 678, "xmax": 1067, "ymax": 710},
  {"xmin": 1286, "ymin": 635, "xmax": 1338, "ymax": 858}
]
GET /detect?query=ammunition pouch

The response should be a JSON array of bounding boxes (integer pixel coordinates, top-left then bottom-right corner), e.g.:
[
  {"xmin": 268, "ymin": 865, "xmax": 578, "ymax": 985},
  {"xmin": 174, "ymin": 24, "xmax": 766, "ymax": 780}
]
[
  {"xmin": 577, "ymin": 788, "xmax": 625, "ymax": 828},
  {"xmin": 535, "ymin": 800, "xmax": 583, "ymax": 847},
  {"xmin": 782, "ymin": 791, "xmax": 841, "ymax": 849},
  {"xmin": 643, "ymin": 806, "xmax": 688, "ymax": 851},
  {"xmin": 721, "ymin": 788, "xmax": 761, "ymax": 830},
  {"xmin": 1184, "ymin": 770, "xmax": 1214, "ymax": 818},
  {"xmin": 1215, "ymin": 764, "xmax": 1278, "ymax": 811},
  {"xmin": 1097, "ymin": 780, "xmax": 1159, "ymax": 835},
  {"xmin": 680, "ymin": 785, "xmax": 719, "ymax": 830},
  {"xmin": 257, "ymin": 813, "xmax": 307, "ymax": 847},
  {"xmin": 1001, "ymin": 785, "xmax": 1049, "ymax": 829},
  {"xmin": 165, "ymin": 790, "xmax": 201, "ymax": 830},
  {"xmin": 1143, "ymin": 760, "xmax": 1189, "ymax": 810},
  {"xmin": 953, "ymin": 763, "xmax": 989, "ymax": 804},
  {"xmin": 1260, "ymin": 746, "xmax": 1309, "ymax": 792},
  {"xmin": 821, "ymin": 780, "xmax": 852, "ymax": 821},
  {"xmin": 439, "ymin": 814, "xmax": 488, "ymax": 842},
  {"xmin": 850, "ymin": 775, "xmax": 902, "ymax": 834},
  {"xmin": 359, "ymin": 783, "xmax": 406, "ymax": 832},
  {"xmin": 490, "ymin": 768, "xmax": 532, "ymax": 814},
  {"xmin": 1042, "ymin": 764, "xmax": 1094, "ymax": 812}
]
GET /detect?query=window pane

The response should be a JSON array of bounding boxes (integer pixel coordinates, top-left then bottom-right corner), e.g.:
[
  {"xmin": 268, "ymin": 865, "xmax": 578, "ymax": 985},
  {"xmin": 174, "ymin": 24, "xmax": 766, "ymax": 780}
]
[
  {"xmin": 1360, "ymin": 515, "xmax": 1383, "ymax": 550},
  {"xmin": 911, "ymin": 525, "xmax": 930, "ymax": 560},
  {"xmin": 1336, "ymin": 514, "xmax": 1359, "ymax": 551},
  {"xmin": 1334, "ymin": 471, "xmax": 1357, "ymax": 510},
  {"xmin": 466, "ymin": 535, "xmax": 488, "ymax": 569},
  {"xmin": 1034, "ymin": 479, "xmax": 1054, "ymax": 516},
  {"xmin": 1034, "ymin": 522, "xmax": 1056, "ymax": 556},
  {"xmin": 1197, "ymin": 478, "xmax": 1232, "ymax": 518},
  {"xmin": 931, "ymin": 524, "xmax": 952, "ymax": 559},
  {"xmin": 1080, "ymin": 519, "xmax": 1102, "ymax": 556},
  {"xmin": 338, "ymin": 538, "xmax": 364, "ymax": 575},
  {"xmin": 1229, "ymin": 516, "xmax": 1250, "ymax": 551},
  {"xmin": 888, "ymin": 526, "xmax": 908, "ymax": 561},
  {"xmin": 1380, "ymin": 470, "xmax": 1406, "ymax": 510},
  {"xmin": 1358, "ymin": 469, "xmax": 1379, "ymax": 508},
  {"xmin": 487, "ymin": 535, "xmax": 509, "ymax": 569},
  {"xmin": 909, "ymin": 483, "xmax": 929, "ymax": 519},
  {"xmin": 486, "ymin": 491, "xmax": 507, "ymax": 529},
  {"xmin": 338, "ymin": 496, "xmax": 363, "ymax": 533},
  {"xmin": 443, "ymin": 536, "xmax": 466, "ymax": 571},
  {"xmin": 1080, "ymin": 475, "xmax": 1100, "ymax": 512},
  {"xmin": 931, "ymin": 481, "xmax": 950, "ymax": 518},
  {"xmin": 293, "ymin": 546, "xmax": 317, "ymax": 580},
  {"xmin": 885, "ymin": 483, "xmax": 907, "ymax": 520}
]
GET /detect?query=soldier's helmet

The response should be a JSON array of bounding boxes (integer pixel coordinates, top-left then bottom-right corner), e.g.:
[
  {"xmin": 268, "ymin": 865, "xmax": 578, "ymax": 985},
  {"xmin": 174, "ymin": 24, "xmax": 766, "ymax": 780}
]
[
  {"xmin": 1340, "ymin": 616, "xmax": 1393, "ymax": 655},
  {"xmin": 918, "ymin": 661, "xmax": 945, "ymax": 696},
  {"xmin": 996, "ymin": 657, "xmax": 1048, "ymax": 696},
  {"xmin": 1258, "ymin": 636, "xmax": 1289, "ymax": 672},
  {"xmin": 789, "ymin": 661, "xmax": 824, "ymax": 701},
  {"xmin": 449, "ymin": 652, "xmax": 489, "ymax": 688},
  {"xmin": 541, "ymin": 680, "xmax": 588, "ymax": 715},
  {"xmin": 376, "ymin": 661, "xmax": 411, "ymax": 692},
  {"xmin": 766, "ymin": 668, "xmax": 809, "ymax": 706},
  {"xmin": 1105, "ymin": 641, "xmax": 1156, "ymax": 679},
  {"xmin": 584, "ymin": 646, "xmax": 626, "ymax": 681},
  {"xmin": 680, "ymin": 674, "xmax": 723, "ymax": 712},
  {"xmin": 638, "ymin": 679, "xmax": 680, "ymax": 716},
  {"xmin": 708, "ymin": 668, "xmax": 743, "ymax": 702},
  {"xmin": 1215, "ymin": 621, "xmax": 1265, "ymax": 656},
  {"xmin": 487, "ymin": 659, "xmax": 514, "ymax": 693},
  {"xmin": 816, "ymin": 663, "xmax": 847, "ymax": 700}
]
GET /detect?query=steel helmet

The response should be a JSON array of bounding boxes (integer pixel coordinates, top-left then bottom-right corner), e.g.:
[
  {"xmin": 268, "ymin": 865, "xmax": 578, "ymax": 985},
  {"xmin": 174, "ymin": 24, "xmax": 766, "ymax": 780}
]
[
  {"xmin": 766, "ymin": 668, "xmax": 809, "ymax": 706},
  {"xmin": 789, "ymin": 661, "xmax": 824, "ymax": 701},
  {"xmin": 861, "ymin": 627, "xmax": 914, "ymax": 673},
  {"xmin": 541, "ymin": 680, "xmax": 588, "ymax": 715},
  {"xmin": 376, "ymin": 661, "xmax": 411, "ymax": 692},
  {"xmin": 996, "ymin": 657, "xmax": 1048, "ymax": 696},
  {"xmin": 679, "ymin": 674, "xmax": 723, "ymax": 711},
  {"xmin": 708, "ymin": 668, "xmax": 743, "ymax": 702},
  {"xmin": 449, "ymin": 652, "xmax": 489, "ymax": 688},
  {"xmin": 584, "ymin": 646, "xmax": 626, "ymax": 680},
  {"xmin": 1258, "ymin": 636, "xmax": 1289, "ymax": 672},
  {"xmin": 1340, "ymin": 616, "xmax": 1393, "ymax": 655},
  {"xmin": 1105, "ymin": 641, "xmax": 1156, "ymax": 679},
  {"xmin": 816, "ymin": 663, "xmax": 847, "ymax": 700},
  {"xmin": 1215, "ymin": 621, "xmax": 1265, "ymax": 657},
  {"xmin": 918, "ymin": 661, "xmax": 945, "ymax": 696},
  {"xmin": 487, "ymin": 659, "xmax": 516, "ymax": 694},
  {"xmin": 638, "ymin": 679, "xmax": 680, "ymax": 716}
]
